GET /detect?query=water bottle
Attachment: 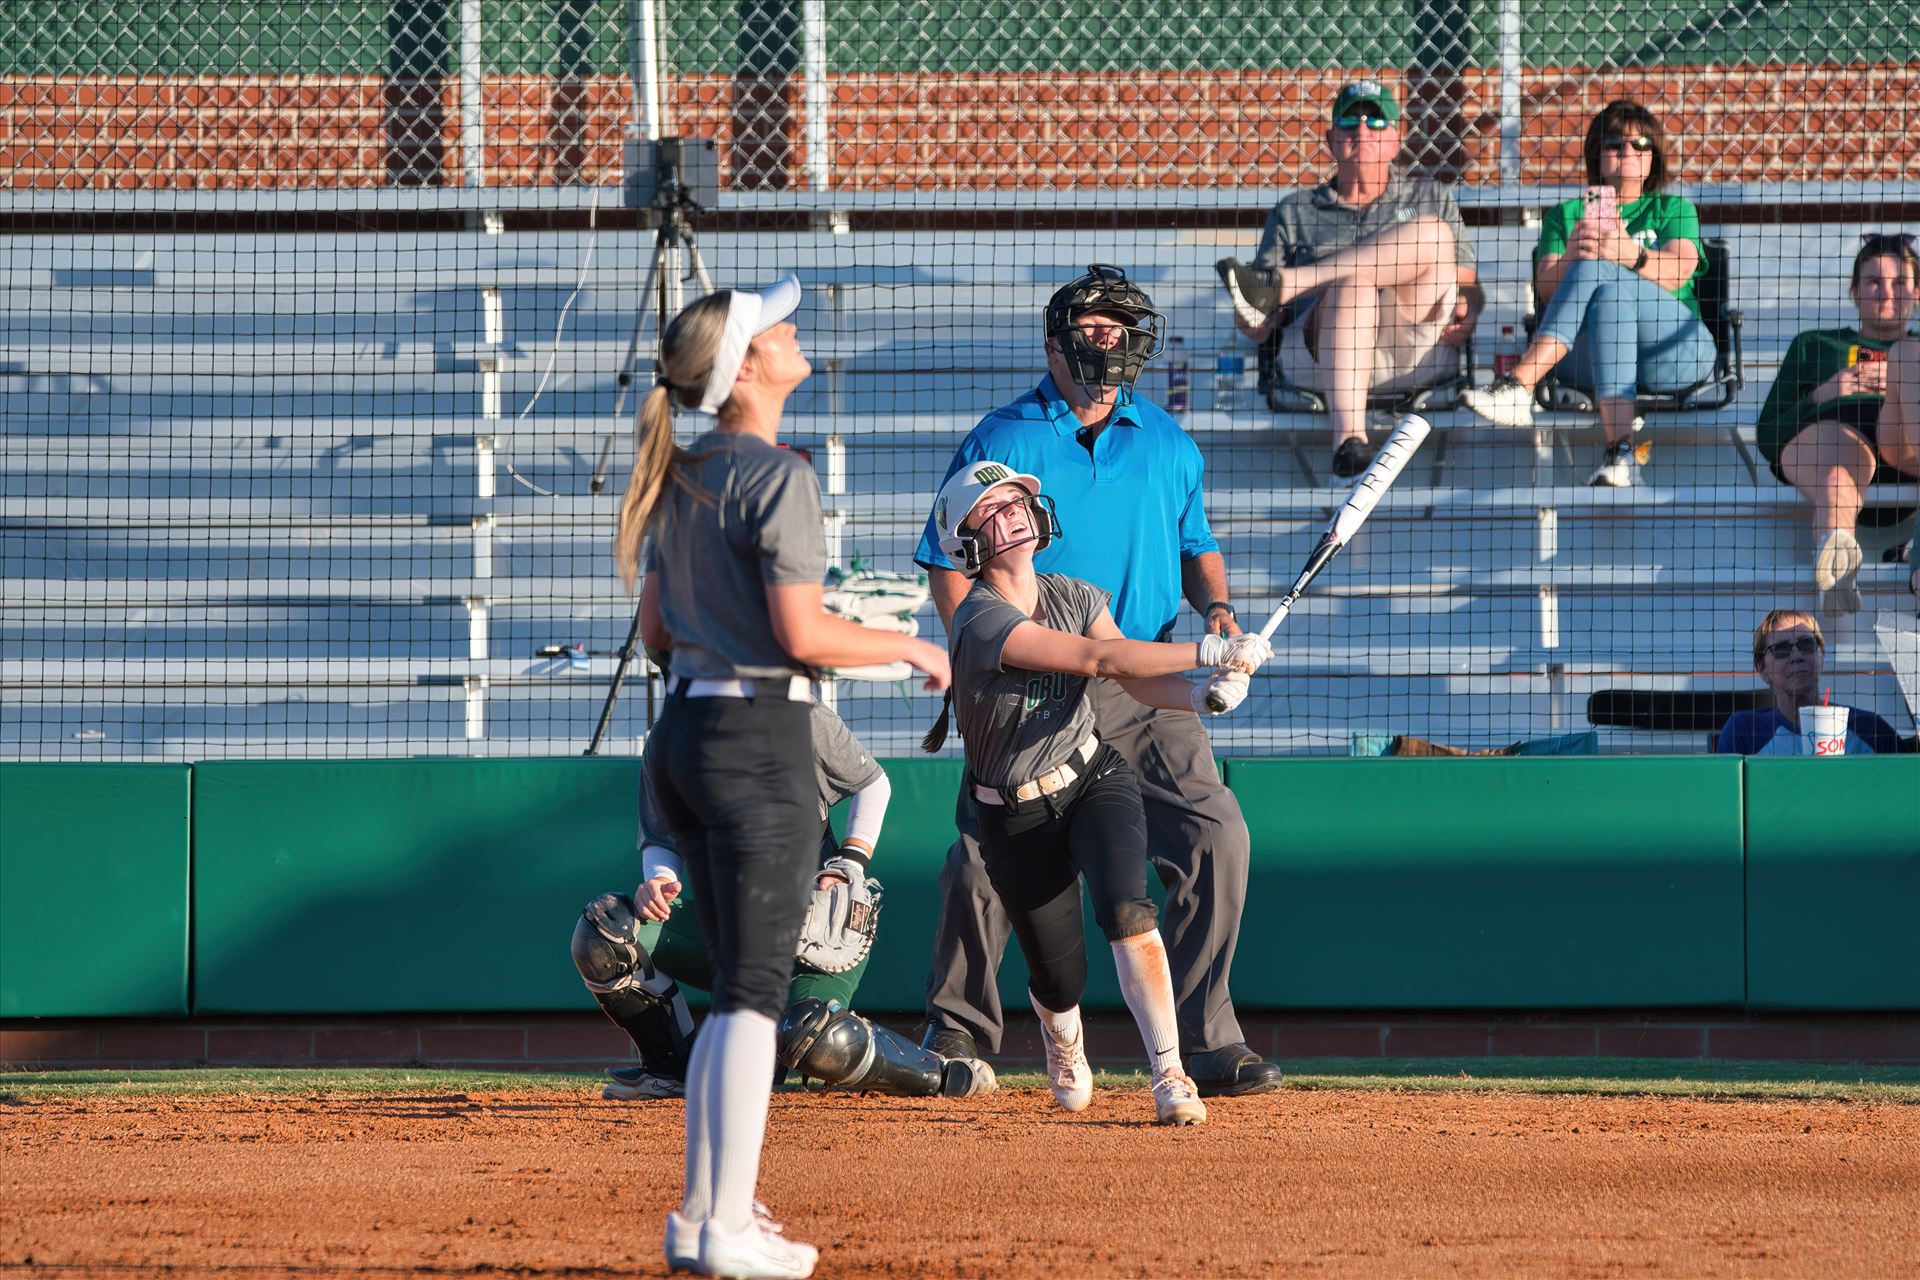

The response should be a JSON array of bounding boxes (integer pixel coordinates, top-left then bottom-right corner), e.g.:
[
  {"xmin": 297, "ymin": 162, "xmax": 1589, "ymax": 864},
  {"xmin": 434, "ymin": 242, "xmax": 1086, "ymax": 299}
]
[
  {"xmin": 1493, "ymin": 324, "xmax": 1522, "ymax": 379},
  {"xmin": 1214, "ymin": 347, "xmax": 1245, "ymax": 413},
  {"xmin": 1164, "ymin": 335, "xmax": 1189, "ymax": 413}
]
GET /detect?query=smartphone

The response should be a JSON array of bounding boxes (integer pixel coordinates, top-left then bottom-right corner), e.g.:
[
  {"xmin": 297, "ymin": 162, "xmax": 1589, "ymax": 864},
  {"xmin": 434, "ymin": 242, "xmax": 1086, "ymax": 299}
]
[{"xmin": 1585, "ymin": 184, "xmax": 1619, "ymax": 227}]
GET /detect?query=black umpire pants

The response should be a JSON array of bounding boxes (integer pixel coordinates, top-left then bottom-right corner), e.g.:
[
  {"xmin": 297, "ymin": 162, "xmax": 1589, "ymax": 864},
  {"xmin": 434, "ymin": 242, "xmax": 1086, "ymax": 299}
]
[
  {"xmin": 923, "ymin": 678, "xmax": 1253, "ymax": 1053},
  {"xmin": 646, "ymin": 687, "xmax": 817, "ymax": 1021}
]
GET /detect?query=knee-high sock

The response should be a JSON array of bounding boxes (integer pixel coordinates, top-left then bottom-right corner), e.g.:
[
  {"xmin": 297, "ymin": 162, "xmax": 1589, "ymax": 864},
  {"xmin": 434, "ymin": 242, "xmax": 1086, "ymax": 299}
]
[
  {"xmin": 1111, "ymin": 929, "xmax": 1182, "ymax": 1078},
  {"xmin": 1029, "ymin": 990, "xmax": 1082, "ymax": 1047},
  {"xmin": 702, "ymin": 1009, "xmax": 778, "ymax": 1233},
  {"xmin": 678, "ymin": 1013, "xmax": 718, "ymax": 1222}
]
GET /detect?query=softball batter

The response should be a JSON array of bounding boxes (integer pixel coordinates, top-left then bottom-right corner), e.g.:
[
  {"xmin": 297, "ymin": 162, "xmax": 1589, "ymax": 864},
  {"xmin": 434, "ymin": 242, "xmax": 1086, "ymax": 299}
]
[
  {"xmin": 617, "ymin": 275, "xmax": 949, "ymax": 1280},
  {"xmin": 924, "ymin": 460, "xmax": 1269, "ymax": 1125}
]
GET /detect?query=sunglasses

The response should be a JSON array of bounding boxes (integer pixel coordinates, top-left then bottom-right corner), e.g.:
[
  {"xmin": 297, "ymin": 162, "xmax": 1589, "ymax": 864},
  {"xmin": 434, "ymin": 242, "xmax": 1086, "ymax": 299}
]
[
  {"xmin": 1760, "ymin": 637, "xmax": 1822, "ymax": 660},
  {"xmin": 1860, "ymin": 232, "xmax": 1918, "ymax": 251},
  {"xmin": 1333, "ymin": 114, "xmax": 1393, "ymax": 132},
  {"xmin": 1601, "ymin": 136, "xmax": 1656, "ymax": 153}
]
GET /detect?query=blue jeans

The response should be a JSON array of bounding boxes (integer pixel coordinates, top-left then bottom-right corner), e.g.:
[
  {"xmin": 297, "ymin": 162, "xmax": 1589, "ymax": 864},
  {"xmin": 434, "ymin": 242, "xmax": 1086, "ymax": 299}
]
[{"xmin": 1536, "ymin": 257, "xmax": 1715, "ymax": 400}]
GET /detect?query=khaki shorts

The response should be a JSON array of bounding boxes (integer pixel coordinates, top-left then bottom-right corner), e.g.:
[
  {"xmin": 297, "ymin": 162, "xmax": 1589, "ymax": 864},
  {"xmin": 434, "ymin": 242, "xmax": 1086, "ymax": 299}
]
[{"xmin": 1279, "ymin": 283, "xmax": 1459, "ymax": 393}]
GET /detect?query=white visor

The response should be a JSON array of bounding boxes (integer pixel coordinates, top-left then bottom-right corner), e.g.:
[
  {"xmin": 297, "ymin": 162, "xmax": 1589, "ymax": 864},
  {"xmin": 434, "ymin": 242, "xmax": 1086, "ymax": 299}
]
[{"xmin": 696, "ymin": 274, "xmax": 804, "ymax": 414}]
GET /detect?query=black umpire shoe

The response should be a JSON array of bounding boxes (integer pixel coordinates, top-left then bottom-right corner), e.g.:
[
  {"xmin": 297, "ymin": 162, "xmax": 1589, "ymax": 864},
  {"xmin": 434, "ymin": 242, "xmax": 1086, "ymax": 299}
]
[
  {"xmin": 1185, "ymin": 1043, "xmax": 1284, "ymax": 1097},
  {"xmin": 918, "ymin": 1021, "xmax": 980, "ymax": 1061}
]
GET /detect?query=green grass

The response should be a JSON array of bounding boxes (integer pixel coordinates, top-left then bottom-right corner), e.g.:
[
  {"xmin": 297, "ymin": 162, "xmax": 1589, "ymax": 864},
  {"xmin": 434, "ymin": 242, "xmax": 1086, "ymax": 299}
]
[{"xmin": 2, "ymin": 1058, "xmax": 1915, "ymax": 1104}]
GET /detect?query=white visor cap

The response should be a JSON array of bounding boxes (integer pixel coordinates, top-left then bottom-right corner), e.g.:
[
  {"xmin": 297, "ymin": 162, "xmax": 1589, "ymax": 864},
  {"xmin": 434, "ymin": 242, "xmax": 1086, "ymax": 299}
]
[{"xmin": 697, "ymin": 273, "xmax": 804, "ymax": 414}]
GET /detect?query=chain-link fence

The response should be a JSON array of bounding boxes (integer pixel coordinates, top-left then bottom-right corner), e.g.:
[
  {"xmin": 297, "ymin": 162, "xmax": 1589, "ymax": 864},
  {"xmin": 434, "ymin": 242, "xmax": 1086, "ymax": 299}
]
[{"xmin": 3, "ymin": 2, "xmax": 1917, "ymax": 760}]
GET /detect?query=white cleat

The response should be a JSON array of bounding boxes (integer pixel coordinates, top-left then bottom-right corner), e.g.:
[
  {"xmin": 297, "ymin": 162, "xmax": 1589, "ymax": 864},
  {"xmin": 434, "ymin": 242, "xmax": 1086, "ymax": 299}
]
[
  {"xmin": 665, "ymin": 1210, "xmax": 701, "ymax": 1273},
  {"xmin": 1151, "ymin": 1070, "xmax": 1209, "ymax": 1127},
  {"xmin": 1041, "ymin": 1024, "xmax": 1094, "ymax": 1113},
  {"xmin": 695, "ymin": 1213, "xmax": 818, "ymax": 1280}
]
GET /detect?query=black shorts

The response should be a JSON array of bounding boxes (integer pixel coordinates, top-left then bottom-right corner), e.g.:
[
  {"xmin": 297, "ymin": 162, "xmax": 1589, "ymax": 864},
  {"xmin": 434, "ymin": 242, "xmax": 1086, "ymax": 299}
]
[
  {"xmin": 1768, "ymin": 401, "xmax": 1919, "ymax": 487},
  {"xmin": 973, "ymin": 745, "xmax": 1157, "ymax": 1011}
]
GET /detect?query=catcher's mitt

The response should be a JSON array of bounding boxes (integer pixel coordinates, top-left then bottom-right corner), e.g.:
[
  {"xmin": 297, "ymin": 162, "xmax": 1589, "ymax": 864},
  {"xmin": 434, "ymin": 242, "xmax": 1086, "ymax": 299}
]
[{"xmin": 794, "ymin": 856, "xmax": 883, "ymax": 975}]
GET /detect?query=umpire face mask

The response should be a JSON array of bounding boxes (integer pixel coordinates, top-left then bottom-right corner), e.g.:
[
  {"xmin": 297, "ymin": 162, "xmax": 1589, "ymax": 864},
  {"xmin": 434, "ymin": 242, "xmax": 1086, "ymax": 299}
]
[{"xmin": 1044, "ymin": 264, "xmax": 1164, "ymax": 399}]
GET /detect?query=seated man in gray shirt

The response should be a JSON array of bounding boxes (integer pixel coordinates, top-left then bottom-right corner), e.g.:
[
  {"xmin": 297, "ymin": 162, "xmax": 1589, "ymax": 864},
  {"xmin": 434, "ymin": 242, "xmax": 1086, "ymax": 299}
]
[{"xmin": 1220, "ymin": 81, "xmax": 1481, "ymax": 478}]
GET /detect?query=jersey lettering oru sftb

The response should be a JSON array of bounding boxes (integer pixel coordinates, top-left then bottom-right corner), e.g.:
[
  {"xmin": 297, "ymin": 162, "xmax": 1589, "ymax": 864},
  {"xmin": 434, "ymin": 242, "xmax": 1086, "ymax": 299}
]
[{"xmin": 950, "ymin": 573, "xmax": 1109, "ymax": 789}]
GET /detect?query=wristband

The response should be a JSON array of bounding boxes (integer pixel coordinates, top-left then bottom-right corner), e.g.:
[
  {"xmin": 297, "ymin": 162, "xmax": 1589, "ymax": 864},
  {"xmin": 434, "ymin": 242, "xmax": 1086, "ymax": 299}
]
[
  {"xmin": 833, "ymin": 843, "xmax": 873, "ymax": 871},
  {"xmin": 1631, "ymin": 248, "xmax": 1649, "ymax": 273},
  {"xmin": 1203, "ymin": 601, "xmax": 1236, "ymax": 622}
]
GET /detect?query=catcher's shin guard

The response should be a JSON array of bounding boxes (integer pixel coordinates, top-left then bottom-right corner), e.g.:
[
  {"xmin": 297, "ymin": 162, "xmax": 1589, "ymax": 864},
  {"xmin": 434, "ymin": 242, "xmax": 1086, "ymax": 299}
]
[
  {"xmin": 777, "ymin": 998, "xmax": 954, "ymax": 1097},
  {"xmin": 570, "ymin": 892, "xmax": 694, "ymax": 1080}
]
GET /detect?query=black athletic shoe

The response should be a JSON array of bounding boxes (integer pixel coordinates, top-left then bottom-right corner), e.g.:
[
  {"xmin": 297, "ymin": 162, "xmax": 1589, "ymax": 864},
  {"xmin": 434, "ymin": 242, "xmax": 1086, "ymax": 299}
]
[
  {"xmin": 1185, "ymin": 1043, "xmax": 1284, "ymax": 1097},
  {"xmin": 919, "ymin": 1022, "xmax": 980, "ymax": 1061},
  {"xmin": 1331, "ymin": 436, "xmax": 1374, "ymax": 479}
]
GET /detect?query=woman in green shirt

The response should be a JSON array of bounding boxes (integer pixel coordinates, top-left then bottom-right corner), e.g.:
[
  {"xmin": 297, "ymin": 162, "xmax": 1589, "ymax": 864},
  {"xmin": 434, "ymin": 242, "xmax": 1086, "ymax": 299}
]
[
  {"xmin": 1463, "ymin": 101, "xmax": 1715, "ymax": 486},
  {"xmin": 1757, "ymin": 233, "xmax": 1920, "ymax": 615}
]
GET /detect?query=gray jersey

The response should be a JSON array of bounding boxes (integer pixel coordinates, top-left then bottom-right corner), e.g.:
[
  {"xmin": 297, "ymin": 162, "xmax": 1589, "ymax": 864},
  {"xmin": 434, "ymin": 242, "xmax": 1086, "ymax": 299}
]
[
  {"xmin": 640, "ymin": 699, "xmax": 881, "ymax": 849},
  {"xmin": 642, "ymin": 430, "xmax": 827, "ymax": 681},
  {"xmin": 1253, "ymin": 172, "xmax": 1475, "ymax": 323},
  {"xmin": 950, "ymin": 573, "xmax": 1109, "ymax": 789}
]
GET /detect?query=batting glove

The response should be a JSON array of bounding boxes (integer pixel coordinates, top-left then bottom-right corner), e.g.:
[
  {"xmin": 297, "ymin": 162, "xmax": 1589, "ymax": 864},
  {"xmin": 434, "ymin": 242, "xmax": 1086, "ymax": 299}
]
[
  {"xmin": 1197, "ymin": 632, "xmax": 1271, "ymax": 674},
  {"xmin": 1190, "ymin": 669, "xmax": 1250, "ymax": 715}
]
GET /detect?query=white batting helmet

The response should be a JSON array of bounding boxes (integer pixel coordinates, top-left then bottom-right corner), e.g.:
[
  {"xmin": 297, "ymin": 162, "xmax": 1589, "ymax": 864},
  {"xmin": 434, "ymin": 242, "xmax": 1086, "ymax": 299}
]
[{"xmin": 933, "ymin": 460, "xmax": 1059, "ymax": 576}]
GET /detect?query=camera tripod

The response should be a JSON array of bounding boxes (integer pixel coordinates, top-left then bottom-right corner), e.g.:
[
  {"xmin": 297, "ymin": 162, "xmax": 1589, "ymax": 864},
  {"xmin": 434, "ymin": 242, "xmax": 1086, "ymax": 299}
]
[{"xmin": 584, "ymin": 178, "xmax": 714, "ymax": 756}]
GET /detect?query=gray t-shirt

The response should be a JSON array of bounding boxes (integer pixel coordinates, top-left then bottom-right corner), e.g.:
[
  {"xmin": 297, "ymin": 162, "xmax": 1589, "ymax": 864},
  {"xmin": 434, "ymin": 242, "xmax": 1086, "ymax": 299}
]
[
  {"xmin": 640, "ymin": 699, "xmax": 882, "ymax": 850},
  {"xmin": 642, "ymin": 430, "xmax": 826, "ymax": 680},
  {"xmin": 1253, "ymin": 171, "xmax": 1475, "ymax": 325},
  {"xmin": 950, "ymin": 573, "xmax": 1109, "ymax": 789}
]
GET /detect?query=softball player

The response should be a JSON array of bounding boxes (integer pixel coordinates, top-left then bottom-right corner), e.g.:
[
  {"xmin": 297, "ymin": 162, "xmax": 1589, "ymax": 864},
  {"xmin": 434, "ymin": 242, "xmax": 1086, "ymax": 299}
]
[
  {"xmin": 617, "ymin": 275, "xmax": 949, "ymax": 1280},
  {"xmin": 572, "ymin": 695, "xmax": 996, "ymax": 1104},
  {"xmin": 924, "ymin": 460, "xmax": 1269, "ymax": 1125}
]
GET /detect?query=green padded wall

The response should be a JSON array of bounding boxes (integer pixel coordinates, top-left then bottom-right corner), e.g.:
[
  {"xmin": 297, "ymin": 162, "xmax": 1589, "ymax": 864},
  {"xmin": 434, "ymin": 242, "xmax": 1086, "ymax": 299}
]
[
  {"xmin": 0, "ymin": 764, "xmax": 191, "ymax": 1017},
  {"xmin": 191, "ymin": 759, "xmax": 642, "ymax": 1013},
  {"xmin": 1744, "ymin": 757, "xmax": 1920, "ymax": 1011},
  {"xmin": 1223, "ymin": 757, "xmax": 1747, "ymax": 1008}
]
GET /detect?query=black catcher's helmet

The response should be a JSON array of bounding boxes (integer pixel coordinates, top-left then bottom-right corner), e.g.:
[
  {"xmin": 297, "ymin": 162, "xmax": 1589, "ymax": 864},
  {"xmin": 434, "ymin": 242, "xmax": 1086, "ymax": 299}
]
[{"xmin": 1044, "ymin": 263, "xmax": 1164, "ymax": 396}]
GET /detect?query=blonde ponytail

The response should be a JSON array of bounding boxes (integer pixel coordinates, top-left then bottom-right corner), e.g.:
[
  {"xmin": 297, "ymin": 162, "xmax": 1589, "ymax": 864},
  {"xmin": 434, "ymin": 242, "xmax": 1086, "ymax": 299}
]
[
  {"xmin": 610, "ymin": 291, "xmax": 734, "ymax": 592},
  {"xmin": 614, "ymin": 383, "xmax": 682, "ymax": 591}
]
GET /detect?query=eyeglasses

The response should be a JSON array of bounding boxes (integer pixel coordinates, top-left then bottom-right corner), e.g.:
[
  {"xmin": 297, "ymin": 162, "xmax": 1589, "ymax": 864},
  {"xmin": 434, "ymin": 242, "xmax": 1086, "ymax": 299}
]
[
  {"xmin": 1333, "ymin": 115, "xmax": 1393, "ymax": 132},
  {"xmin": 1860, "ymin": 232, "xmax": 1918, "ymax": 251},
  {"xmin": 1760, "ymin": 636, "xmax": 1822, "ymax": 660},
  {"xmin": 1601, "ymin": 136, "xmax": 1656, "ymax": 153}
]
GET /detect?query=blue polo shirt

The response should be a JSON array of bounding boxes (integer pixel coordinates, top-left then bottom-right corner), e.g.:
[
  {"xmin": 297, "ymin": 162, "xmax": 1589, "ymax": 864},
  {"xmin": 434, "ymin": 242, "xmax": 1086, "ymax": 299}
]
[{"xmin": 913, "ymin": 376, "xmax": 1220, "ymax": 642}]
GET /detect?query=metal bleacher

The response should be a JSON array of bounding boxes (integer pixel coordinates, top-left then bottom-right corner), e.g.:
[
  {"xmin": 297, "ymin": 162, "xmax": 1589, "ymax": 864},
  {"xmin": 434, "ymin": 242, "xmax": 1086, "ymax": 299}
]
[{"xmin": 3, "ymin": 197, "xmax": 1917, "ymax": 760}]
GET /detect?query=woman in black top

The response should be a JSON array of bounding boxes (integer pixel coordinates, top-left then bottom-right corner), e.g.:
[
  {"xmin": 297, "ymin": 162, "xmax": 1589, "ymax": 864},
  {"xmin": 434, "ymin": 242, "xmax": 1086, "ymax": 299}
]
[{"xmin": 615, "ymin": 275, "xmax": 948, "ymax": 1280}]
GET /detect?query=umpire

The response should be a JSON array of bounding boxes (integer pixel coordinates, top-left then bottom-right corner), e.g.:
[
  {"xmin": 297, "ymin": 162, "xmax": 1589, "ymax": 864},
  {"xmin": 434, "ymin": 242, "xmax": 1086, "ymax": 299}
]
[{"xmin": 911, "ymin": 264, "xmax": 1282, "ymax": 1097}]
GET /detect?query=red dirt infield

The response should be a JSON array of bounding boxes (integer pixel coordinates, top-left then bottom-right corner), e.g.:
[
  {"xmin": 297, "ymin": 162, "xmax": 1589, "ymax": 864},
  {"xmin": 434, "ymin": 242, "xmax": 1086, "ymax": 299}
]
[{"xmin": 2, "ymin": 1084, "xmax": 1915, "ymax": 1278}]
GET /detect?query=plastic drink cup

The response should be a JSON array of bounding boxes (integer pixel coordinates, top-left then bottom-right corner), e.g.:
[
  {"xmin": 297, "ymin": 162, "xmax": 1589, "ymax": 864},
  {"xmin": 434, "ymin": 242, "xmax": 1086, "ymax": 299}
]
[{"xmin": 1802, "ymin": 704, "xmax": 1848, "ymax": 756}]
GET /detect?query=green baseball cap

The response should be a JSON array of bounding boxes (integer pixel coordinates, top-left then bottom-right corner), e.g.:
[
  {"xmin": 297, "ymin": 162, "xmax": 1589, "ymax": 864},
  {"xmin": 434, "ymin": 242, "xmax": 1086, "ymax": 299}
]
[{"xmin": 1331, "ymin": 81, "xmax": 1400, "ymax": 124}]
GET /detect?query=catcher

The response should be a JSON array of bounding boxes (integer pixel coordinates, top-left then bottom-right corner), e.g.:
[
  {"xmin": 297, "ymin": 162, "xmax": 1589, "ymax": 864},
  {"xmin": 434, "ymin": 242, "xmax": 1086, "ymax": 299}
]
[{"xmin": 571, "ymin": 694, "xmax": 996, "ymax": 1101}]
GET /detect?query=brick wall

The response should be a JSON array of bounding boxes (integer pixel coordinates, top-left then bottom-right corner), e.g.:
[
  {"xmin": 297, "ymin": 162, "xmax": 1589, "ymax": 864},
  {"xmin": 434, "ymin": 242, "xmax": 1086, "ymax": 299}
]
[{"xmin": 2, "ymin": 64, "xmax": 1911, "ymax": 191}]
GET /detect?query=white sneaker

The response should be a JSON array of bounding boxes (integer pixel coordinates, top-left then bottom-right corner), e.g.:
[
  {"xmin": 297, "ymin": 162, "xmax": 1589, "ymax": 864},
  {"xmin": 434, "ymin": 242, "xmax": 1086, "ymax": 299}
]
[
  {"xmin": 1586, "ymin": 438, "xmax": 1639, "ymax": 487},
  {"xmin": 1461, "ymin": 376, "xmax": 1536, "ymax": 427},
  {"xmin": 696, "ymin": 1215, "xmax": 818, "ymax": 1280},
  {"xmin": 1040, "ymin": 1023, "xmax": 1094, "ymax": 1113},
  {"xmin": 604, "ymin": 1065, "xmax": 685, "ymax": 1100},
  {"xmin": 665, "ymin": 1210, "xmax": 701, "ymax": 1272},
  {"xmin": 1151, "ymin": 1070, "xmax": 1208, "ymax": 1127},
  {"xmin": 1814, "ymin": 529, "xmax": 1864, "ymax": 615}
]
